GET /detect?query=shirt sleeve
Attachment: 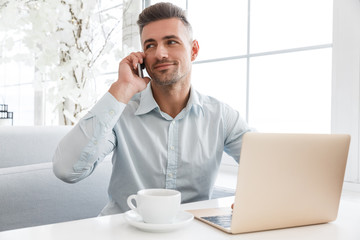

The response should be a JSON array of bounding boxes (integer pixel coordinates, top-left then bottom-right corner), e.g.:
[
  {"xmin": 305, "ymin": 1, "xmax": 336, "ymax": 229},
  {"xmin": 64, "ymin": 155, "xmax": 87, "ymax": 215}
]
[
  {"xmin": 53, "ymin": 92, "xmax": 126, "ymax": 183},
  {"xmin": 223, "ymin": 105, "xmax": 254, "ymax": 163}
]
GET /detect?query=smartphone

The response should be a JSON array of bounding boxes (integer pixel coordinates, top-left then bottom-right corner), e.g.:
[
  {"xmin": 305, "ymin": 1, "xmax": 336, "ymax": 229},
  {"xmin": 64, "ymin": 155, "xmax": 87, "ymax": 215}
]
[{"xmin": 137, "ymin": 63, "xmax": 145, "ymax": 78}]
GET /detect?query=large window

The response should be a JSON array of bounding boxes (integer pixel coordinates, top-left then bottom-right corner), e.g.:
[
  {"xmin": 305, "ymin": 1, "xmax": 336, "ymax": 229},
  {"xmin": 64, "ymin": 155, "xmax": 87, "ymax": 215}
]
[
  {"xmin": 0, "ymin": 0, "xmax": 333, "ymax": 132},
  {"xmin": 188, "ymin": 0, "xmax": 333, "ymax": 133},
  {"xmin": 0, "ymin": 42, "xmax": 36, "ymax": 125},
  {"xmin": 332, "ymin": 0, "xmax": 360, "ymax": 188},
  {"xmin": 0, "ymin": 0, "xmax": 126, "ymax": 125}
]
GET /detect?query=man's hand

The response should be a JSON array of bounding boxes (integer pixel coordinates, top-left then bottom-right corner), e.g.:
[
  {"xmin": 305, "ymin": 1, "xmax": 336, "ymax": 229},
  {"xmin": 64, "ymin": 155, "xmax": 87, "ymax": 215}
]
[{"xmin": 109, "ymin": 52, "xmax": 151, "ymax": 104}]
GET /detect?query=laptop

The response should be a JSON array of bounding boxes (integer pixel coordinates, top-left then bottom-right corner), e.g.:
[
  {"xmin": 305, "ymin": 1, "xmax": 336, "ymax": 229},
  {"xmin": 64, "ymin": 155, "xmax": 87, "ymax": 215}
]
[{"xmin": 188, "ymin": 132, "xmax": 351, "ymax": 234}]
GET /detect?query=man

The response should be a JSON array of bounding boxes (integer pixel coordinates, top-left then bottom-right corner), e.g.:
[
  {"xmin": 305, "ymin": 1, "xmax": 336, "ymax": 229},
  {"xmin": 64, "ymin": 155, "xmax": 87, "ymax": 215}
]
[{"xmin": 53, "ymin": 2, "xmax": 252, "ymax": 215}]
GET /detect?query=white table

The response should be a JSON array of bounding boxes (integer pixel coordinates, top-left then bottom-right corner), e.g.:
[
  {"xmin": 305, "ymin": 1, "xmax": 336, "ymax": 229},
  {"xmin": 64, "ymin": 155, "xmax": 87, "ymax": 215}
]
[{"xmin": 0, "ymin": 190, "xmax": 359, "ymax": 240}]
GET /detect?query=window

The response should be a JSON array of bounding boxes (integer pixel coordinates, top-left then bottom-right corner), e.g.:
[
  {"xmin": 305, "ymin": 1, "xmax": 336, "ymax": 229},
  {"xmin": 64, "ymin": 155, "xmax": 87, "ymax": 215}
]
[
  {"xmin": 0, "ymin": 0, "xmax": 126, "ymax": 125},
  {"xmin": 0, "ymin": 44, "xmax": 35, "ymax": 125},
  {"xmin": 332, "ymin": 0, "xmax": 360, "ymax": 189},
  {"xmin": 0, "ymin": 0, "xmax": 333, "ymax": 131},
  {"xmin": 188, "ymin": 0, "xmax": 333, "ymax": 133}
]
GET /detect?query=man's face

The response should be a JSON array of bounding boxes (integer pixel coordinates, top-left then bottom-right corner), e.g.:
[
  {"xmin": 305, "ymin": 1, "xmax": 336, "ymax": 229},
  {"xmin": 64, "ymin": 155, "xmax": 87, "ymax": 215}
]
[{"xmin": 141, "ymin": 18, "xmax": 199, "ymax": 86}]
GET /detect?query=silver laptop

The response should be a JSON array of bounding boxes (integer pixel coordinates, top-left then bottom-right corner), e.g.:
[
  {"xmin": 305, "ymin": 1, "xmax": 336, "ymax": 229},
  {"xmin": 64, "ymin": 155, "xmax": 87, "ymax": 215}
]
[{"xmin": 189, "ymin": 132, "xmax": 350, "ymax": 234}]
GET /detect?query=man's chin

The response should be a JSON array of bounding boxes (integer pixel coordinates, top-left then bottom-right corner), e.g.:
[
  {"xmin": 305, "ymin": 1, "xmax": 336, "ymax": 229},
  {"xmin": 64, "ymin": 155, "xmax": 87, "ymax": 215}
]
[
  {"xmin": 152, "ymin": 78, "xmax": 178, "ymax": 86},
  {"xmin": 151, "ymin": 73, "xmax": 180, "ymax": 86}
]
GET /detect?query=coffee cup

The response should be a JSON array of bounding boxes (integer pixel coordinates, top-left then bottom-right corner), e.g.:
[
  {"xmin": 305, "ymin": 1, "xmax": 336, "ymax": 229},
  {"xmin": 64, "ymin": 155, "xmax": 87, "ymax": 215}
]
[{"xmin": 127, "ymin": 188, "xmax": 181, "ymax": 224}]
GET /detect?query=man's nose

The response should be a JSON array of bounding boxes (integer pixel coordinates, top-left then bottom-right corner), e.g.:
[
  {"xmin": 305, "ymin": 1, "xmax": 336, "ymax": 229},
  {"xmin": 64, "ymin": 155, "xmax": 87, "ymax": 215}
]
[{"xmin": 155, "ymin": 44, "xmax": 168, "ymax": 60}]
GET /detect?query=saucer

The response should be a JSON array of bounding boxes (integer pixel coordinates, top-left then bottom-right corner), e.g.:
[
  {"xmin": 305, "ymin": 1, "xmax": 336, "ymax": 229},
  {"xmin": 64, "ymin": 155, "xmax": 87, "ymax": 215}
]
[{"xmin": 124, "ymin": 210, "xmax": 194, "ymax": 233}]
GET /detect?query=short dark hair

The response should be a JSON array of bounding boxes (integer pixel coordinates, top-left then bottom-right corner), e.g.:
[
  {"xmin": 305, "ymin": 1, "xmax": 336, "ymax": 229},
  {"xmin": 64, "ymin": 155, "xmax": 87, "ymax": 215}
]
[{"xmin": 137, "ymin": 2, "xmax": 193, "ymax": 40}]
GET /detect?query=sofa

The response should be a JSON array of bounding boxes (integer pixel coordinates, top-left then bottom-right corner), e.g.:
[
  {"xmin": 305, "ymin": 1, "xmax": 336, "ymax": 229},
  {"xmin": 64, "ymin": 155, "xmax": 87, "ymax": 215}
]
[
  {"xmin": 0, "ymin": 126, "xmax": 235, "ymax": 232},
  {"xmin": 0, "ymin": 126, "xmax": 112, "ymax": 232}
]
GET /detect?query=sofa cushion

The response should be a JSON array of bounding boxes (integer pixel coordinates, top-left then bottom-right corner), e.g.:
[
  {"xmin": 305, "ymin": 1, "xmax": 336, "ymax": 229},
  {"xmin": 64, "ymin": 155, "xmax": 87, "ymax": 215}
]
[
  {"xmin": 0, "ymin": 126, "xmax": 72, "ymax": 168},
  {"xmin": 0, "ymin": 159, "xmax": 111, "ymax": 231},
  {"xmin": 0, "ymin": 126, "xmax": 112, "ymax": 232}
]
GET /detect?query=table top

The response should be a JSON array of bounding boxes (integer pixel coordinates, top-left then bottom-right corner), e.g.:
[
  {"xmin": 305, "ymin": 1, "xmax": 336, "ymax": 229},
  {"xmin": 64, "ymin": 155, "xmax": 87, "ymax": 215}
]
[{"xmin": 0, "ymin": 190, "xmax": 359, "ymax": 240}]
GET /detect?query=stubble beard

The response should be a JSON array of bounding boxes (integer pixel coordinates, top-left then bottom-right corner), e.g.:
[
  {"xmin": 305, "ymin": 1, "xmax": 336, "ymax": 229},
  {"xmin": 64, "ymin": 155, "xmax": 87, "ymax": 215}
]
[
  {"xmin": 152, "ymin": 71, "xmax": 181, "ymax": 86},
  {"xmin": 150, "ymin": 62, "xmax": 190, "ymax": 86}
]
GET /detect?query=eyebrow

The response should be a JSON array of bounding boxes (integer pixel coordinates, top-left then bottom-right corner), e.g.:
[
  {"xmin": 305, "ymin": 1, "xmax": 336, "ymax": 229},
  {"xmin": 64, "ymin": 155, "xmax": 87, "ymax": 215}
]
[{"xmin": 143, "ymin": 35, "xmax": 181, "ymax": 46}]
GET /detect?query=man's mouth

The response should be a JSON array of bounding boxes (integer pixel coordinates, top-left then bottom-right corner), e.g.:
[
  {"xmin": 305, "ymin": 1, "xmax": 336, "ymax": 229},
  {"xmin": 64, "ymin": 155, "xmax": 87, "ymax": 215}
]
[{"xmin": 153, "ymin": 62, "xmax": 176, "ymax": 70}]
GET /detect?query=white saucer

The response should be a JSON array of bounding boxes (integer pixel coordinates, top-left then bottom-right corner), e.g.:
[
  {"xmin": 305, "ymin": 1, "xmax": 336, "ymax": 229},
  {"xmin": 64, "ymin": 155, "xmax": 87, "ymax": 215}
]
[{"xmin": 124, "ymin": 210, "xmax": 194, "ymax": 233}]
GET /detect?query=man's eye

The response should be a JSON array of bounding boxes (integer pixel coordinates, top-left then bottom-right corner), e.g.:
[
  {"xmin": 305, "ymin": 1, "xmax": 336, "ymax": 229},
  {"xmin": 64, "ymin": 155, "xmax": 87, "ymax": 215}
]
[
  {"xmin": 145, "ymin": 44, "xmax": 155, "ymax": 50},
  {"xmin": 168, "ymin": 40, "xmax": 177, "ymax": 45}
]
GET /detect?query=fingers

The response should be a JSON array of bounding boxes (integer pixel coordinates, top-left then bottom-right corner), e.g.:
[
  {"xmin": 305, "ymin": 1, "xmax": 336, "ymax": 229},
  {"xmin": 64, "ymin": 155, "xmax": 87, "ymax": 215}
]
[
  {"xmin": 143, "ymin": 77, "xmax": 151, "ymax": 85},
  {"xmin": 127, "ymin": 52, "xmax": 146, "ymax": 70}
]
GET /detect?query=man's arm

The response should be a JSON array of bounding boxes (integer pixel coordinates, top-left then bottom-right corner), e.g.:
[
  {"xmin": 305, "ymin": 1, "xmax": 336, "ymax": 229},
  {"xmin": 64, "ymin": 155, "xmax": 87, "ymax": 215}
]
[
  {"xmin": 53, "ymin": 52, "xmax": 151, "ymax": 183},
  {"xmin": 223, "ymin": 106, "xmax": 254, "ymax": 163},
  {"xmin": 52, "ymin": 93, "xmax": 123, "ymax": 183}
]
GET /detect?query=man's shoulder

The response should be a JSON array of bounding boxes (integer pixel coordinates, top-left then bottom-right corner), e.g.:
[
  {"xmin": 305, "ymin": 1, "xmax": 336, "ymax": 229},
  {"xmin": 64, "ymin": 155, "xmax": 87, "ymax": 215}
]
[{"xmin": 195, "ymin": 89, "xmax": 234, "ymax": 111}]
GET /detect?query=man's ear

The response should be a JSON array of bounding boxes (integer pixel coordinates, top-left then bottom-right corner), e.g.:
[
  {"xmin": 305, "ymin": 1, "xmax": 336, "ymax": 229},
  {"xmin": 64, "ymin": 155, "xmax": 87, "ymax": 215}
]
[{"xmin": 191, "ymin": 40, "xmax": 199, "ymax": 61}]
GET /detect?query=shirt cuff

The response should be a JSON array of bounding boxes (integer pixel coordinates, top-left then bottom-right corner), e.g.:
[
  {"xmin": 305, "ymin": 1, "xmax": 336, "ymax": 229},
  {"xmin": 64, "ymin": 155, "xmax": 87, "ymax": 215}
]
[{"xmin": 89, "ymin": 92, "xmax": 126, "ymax": 127}]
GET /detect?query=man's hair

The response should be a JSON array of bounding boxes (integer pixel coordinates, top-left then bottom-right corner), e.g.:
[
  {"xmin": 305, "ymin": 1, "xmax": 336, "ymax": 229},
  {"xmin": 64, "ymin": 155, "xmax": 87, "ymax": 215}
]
[{"xmin": 137, "ymin": 2, "xmax": 193, "ymax": 40}]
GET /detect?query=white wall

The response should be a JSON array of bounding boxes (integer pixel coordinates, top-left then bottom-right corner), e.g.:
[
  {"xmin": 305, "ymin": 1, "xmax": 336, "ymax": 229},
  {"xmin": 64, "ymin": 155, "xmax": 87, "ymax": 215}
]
[{"xmin": 332, "ymin": 0, "xmax": 360, "ymax": 189}]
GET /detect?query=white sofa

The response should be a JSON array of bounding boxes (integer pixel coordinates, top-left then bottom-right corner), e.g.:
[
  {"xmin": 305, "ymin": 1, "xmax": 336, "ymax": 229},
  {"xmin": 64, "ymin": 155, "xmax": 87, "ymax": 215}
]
[{"xmin": 0, "ymin": 126, "xmax": 112, "ymax": 232}]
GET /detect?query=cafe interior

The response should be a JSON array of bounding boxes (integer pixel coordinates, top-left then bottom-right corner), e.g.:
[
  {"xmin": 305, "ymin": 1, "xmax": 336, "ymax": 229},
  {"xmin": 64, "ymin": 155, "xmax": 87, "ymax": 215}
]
[{"xmin": 0, "ymin": 0, "xmax": 359, "ymax": 239}]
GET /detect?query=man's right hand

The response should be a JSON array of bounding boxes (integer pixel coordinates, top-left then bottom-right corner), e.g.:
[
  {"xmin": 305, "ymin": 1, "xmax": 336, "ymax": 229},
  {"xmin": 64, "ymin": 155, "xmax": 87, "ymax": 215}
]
[{"xmin": 108, "ymin": 52, "xmax": 151, "ymax": 104}]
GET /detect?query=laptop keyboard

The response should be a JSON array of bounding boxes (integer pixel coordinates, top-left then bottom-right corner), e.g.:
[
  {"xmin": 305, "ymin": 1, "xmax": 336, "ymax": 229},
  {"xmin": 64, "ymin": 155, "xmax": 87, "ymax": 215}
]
[{"xmin": 201, "ymin": 214, "xmax": 232, "ymax": 229}]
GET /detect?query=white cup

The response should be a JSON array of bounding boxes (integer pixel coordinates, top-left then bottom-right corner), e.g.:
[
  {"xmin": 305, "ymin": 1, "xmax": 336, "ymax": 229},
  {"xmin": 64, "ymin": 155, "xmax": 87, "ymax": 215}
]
[{"xmin": 127, "ymin": 189, "xmax": 181, "ymax": 224}]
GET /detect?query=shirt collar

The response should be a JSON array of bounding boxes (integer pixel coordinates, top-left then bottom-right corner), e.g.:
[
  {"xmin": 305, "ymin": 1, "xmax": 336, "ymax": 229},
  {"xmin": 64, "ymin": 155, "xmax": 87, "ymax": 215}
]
[
  {"xmin": 134, "ymin": 83, "xmax": 204, "ymax": 116},
  {"xmin": 135, "ymin": 83, "xmax": 159, "ymax": 116},
  {"xmin": 184, "ymin": 86, "xmax": 204, "ymax": 116}
]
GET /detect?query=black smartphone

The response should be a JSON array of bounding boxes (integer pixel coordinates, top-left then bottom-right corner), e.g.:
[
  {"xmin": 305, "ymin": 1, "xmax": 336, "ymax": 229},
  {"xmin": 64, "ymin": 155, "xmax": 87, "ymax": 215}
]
[{"xmin": 137, "ymin": 63, "xmax": 145, "ymax": 78}]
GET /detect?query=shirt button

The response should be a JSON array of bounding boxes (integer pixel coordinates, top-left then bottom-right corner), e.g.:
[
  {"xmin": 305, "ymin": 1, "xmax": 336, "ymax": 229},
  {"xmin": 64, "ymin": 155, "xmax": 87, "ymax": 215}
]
[
  {"xmin": 172, "ymin": 121, "xmax": 176, "ymax": 125},
  {"xmin": 170, "ymin": 146, "xmax": 175, "ymax": 150},
  {"xmin": 109, "ymin": 110, "xmax": 115, "ymax": 115},
  {"xmin": 168, "ymin": 173, "xmax": 173, "ymax": 178}
]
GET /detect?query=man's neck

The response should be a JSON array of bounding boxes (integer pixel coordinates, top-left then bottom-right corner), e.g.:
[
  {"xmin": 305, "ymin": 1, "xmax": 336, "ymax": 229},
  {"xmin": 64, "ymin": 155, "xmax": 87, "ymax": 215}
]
[{"xmin": 151, "ymin": 81, "xmax": 191, "ymax": 118}]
